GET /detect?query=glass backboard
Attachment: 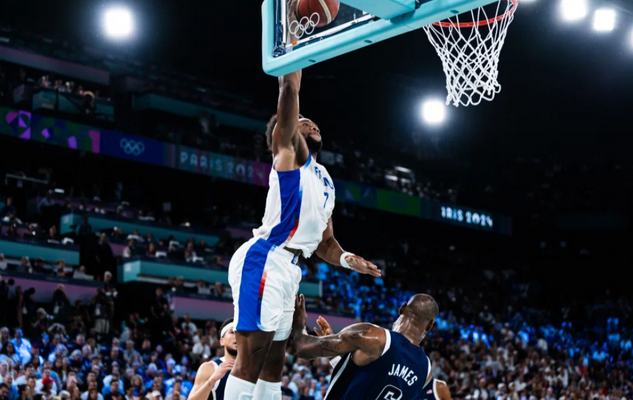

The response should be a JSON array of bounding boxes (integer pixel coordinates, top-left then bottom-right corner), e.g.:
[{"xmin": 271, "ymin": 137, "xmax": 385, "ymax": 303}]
[{"xmin": 262, "ymin": 0, "xmax": 499, "ymax": 77}]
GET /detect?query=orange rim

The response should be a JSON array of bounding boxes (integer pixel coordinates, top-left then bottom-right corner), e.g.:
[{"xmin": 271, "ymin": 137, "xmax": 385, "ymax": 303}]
[{"xmin": 432, "ymin": 0, "xmax": 518, "ymax": 28}]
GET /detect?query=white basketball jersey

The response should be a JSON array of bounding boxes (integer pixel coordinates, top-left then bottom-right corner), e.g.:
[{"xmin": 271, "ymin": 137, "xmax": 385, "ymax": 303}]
[{"xmin": 252, "ymin": 154, "xmax": 335, "ymax": 258}]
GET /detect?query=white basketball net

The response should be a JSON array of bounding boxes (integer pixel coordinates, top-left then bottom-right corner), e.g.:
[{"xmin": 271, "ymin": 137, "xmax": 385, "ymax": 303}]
[{"xmin": 423, "ymin": 0, "xmax": 517, "ymax": 107}]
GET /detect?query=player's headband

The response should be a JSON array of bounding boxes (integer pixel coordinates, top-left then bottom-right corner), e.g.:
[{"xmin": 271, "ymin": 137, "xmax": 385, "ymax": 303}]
[{"xmin": 220, "ymin": 323, "xmax": 235, "ymax": 339}]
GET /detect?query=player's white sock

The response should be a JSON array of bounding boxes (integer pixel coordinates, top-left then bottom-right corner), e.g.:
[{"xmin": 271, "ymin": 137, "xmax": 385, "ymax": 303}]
[
  {"xmin": 225, "ymin": 375, "xmax": 256, "ymax": 400},
  {"xmin": 253, "ymin": 379, "xmax": 281, "ymax": 400}
]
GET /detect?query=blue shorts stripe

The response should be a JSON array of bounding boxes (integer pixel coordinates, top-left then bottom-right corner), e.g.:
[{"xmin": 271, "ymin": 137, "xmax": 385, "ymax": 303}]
[
  {"xmin": 236, "ymin": 239, "xmax": 273, "ymax": 331},
  {"xmin": 267, "ymin": 169, "xmax": 302, "ymax": 246}
]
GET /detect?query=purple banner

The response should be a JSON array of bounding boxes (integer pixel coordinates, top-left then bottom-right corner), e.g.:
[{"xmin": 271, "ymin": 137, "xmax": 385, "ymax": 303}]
[
  {"xmin": 170, "ymin": 295, "xmax": 356, "ymax": 332},
  {"xmin": 3, "ymin": 271, "xmax": 103, "ymax": 303},
  {"xmin": 2, "ymin": 109, "xmax": 100, "ymax": 152}
]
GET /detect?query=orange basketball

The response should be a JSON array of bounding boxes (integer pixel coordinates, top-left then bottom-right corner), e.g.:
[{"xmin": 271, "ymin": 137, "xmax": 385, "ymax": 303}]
[{"xmin": 297, "ymin": 0, "xmax": 340, "ymax": 28}]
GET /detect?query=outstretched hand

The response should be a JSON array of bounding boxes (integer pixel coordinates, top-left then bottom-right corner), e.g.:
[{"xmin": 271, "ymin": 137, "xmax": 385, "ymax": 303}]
[
  {"xmin": 313, "ymin": 316, "xmax": 334, "ymax": 337},
  {"xmin": 293, "ymin": 294, "xmax": 308, "ymax": 331},
  {"xmin": 345, "ymin": 255, "xmax": 382, "ymax": 277}
]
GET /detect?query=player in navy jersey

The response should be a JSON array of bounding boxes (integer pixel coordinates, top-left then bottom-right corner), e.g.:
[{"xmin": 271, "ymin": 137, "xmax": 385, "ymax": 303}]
[
  {"xmin": 189, "ymin": 319, "xmax": 237, "ymax": 400},
  {"xmin": 292, "ymin": 293, "xmax": 439, "ymax": 400},
  {"xmin": 419, "ymin": 379, "xmax": 451, "ymax": 400}
]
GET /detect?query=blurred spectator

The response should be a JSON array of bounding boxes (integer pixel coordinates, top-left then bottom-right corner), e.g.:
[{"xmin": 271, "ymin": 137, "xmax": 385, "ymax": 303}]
[
  {"xmin": 96, "ymin": 234, "xmax": 115, "ymax": 275},
  {"xmin": 80, "ymin": 92, "xmax": 96, "ymax": 116},
  {"xmin": 103, "ymin": 272, "xmax": 117, "ymax": 300},
  {"xmin": 146, "ymin": 243, "xmax": 157, "ymax": 257},
  {"xmin": 122, "ymin": 241, "xmax": 136, "ymax": 259},
  {"xmin": 1, "ymin": 213, "xmax": 22, "ymax": 225},
  {"xmin": 51, "ymin": 285, "xmax": 71, "ymax": 323},
  {"xmin": 38, "ymin": 191, "xmax": 55, "ymax": 215},
  {"xmin": 126, "ymin": 230, "xmax": 143, "ymax": 244},
  {"xmin": 145, "ymin": 233, "xmax": 156, "ymax": 246},
  {"xmin": 195, "ymin": 280, "xmax": 210, "ymax": 296},
  {"xmin": 47, "ymin": 226, "xmax": 61, "ymax": 244},
  {"xmin": 93, "ymin": 290, "xmax": 113, "ymax": 342},
  {"xmin": 0, "ymin": 198, "xmax": 16, "ymax": 218},
  {"xmin": 54, "ymin": 261, "xmax": 68, "ymax": 278},
  {"xmin": 76, "ymin": 215, "xmax": 93, "ymax": 241},
  {"xmin": 3, "ymin": 224, "xmax": 19, "ymax": 238},
  {"xmin": 19, "ymin": 257, "xmax": 32, "ymax": 273}
]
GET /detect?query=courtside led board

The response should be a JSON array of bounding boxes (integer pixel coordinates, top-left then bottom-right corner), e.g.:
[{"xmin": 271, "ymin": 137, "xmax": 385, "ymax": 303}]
[{"xmin": 262, "ymin": 0, "xmax": 497, "ymax": 77}]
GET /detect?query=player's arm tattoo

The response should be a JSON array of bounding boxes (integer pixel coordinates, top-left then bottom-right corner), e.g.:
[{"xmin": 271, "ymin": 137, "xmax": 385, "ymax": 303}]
[{"xmin": 293, "ymin": 323, "xmax": 382, "ymax": 360}]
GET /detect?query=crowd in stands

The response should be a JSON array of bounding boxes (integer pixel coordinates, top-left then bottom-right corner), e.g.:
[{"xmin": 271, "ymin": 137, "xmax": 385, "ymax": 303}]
[
  {"xmin": 1, "ymin": 26, "xmax": 632, "ymax": 400},
  {"xmin": 0, "ymin": 59, "xmax": 462, "ymax": 208},
  {"xmin": 4, "ymin": 54, "xmax": 631, "ymax": 224},
  {"xmin": 1, "ymin": 178, "xmax": 631, "ymax": 399},
  {"xmin": 0, "ymin": 190, "xmax": 631, "ymax": 400},
  {"xmin": 0, "ymin": 61, "xmax": 110, "ymax": 121},
  {"xmin": 1, "ymin": 249, "xmax": 632, "ymax": 400}
]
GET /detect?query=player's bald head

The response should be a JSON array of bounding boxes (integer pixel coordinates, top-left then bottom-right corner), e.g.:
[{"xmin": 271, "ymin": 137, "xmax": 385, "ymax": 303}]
[{"xmin": 405, "ymin": 294, "xmax": 439, "ymax": 323}]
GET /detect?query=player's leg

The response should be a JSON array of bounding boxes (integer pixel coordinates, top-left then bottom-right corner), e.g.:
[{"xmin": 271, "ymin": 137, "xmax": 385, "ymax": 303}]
[
  {"xmin": 234, "ymin": 331, "xmax": 277, "ymax": 381},
  {"xmin": 253, "ymin": 338, "xmax": 287, "ymax": 400},
  {"xmin": 254, "ymin": 260, "xmax": 303, "ymax": 400},
  {"xmin": 225, "ymin": 239, "xmax": 285, "ymax": 399}
]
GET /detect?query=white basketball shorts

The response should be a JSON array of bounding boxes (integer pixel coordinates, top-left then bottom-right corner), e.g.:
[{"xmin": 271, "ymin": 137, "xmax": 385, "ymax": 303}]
[{"xmin": 228, "ymin": 237, "xmax": 303, "ymax": 341}]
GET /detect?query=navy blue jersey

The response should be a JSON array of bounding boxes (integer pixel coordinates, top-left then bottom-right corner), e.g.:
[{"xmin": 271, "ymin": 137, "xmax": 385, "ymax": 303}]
[
  {"xmin": 325, "ymin": 330, "xmax": 431, "ymax": 400},
  {"xmin": 208, "ymin": 358, "xmax": 230, "ymax": 400},
  {"xmin": 419, "ymin": 379, "xmax": 445, "ymax": 400}
]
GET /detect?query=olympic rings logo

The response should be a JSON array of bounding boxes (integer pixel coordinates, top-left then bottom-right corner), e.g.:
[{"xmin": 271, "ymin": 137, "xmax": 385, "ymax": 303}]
[
  {"xmin": 289, "ymin": 12, "xmax": 320, "ymax": 39},
  {"xmin": 120, "ymin": 138, "xmax": 145, "ymax": 156}
]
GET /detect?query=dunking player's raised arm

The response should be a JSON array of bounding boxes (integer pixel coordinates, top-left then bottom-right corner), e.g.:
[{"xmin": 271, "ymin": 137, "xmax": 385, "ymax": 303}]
[
  {"xmin": 292, "ymin": 294, "xmax": 385, "ymax": 361},
  {"xmin": 316, "ymin": 217, "xmax": 382, "ymax": 277},
  {"xmin": 271, "ymin": 0, "xmax": 303, "ymax": 166},
  {"xmin": 272, "ymin": 69, "xmax": 302, "ymax": 156}
]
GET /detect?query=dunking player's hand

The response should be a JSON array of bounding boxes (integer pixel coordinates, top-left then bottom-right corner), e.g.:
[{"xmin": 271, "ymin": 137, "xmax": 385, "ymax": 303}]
[
  {"xmin": 345, "ymin": 255, "xmax": 382, "ymax": 277},
  {"xmin": 317, "ymin": 218, "xmax": 382, "ymax": 278},
  {"xmin": 287, "ymin": 0, "xmax": 301, "ymax": 44}
]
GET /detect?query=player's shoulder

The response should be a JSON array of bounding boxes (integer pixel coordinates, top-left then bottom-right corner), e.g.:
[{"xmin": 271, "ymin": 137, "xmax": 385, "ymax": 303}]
[
  {"xmin": 434, "ymin": 379, "xmax": 447, "ymax": 387},
  {"xmin": 344, "ymin": 322, "xmax": 385, "ymax": 335},
  {"xmin": 340, "ymin": 323, "xmax": 386, "ymax": 346},
  {"xmin": 433, "ymin": 379, "xmax": 451, "ymax": 400},
  {"xmin": 196, "ymin": 360, "xmax": 218, "ymax": 374}
]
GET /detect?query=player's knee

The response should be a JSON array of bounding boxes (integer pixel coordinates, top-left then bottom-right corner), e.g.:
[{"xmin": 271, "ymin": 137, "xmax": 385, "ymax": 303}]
[
  {"xmin": 266, "ymin": 350, "xmax": 286, "ymax": 370},
  {"xmin": 259, "ymin": 343, "xmax": 286, "ymax": 381},
  {"xmin": 234, "ymin": 355, "xmax": 268, "ymax": 383},
  {"xmin": 233, "ymin": 337, "xmax": 272, "ymax": 381}
]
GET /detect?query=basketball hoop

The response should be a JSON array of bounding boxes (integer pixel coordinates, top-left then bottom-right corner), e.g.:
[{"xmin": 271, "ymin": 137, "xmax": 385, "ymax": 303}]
[{"xmin": 423, "ymin": 0, "xmax": 518, "ymax": 107}]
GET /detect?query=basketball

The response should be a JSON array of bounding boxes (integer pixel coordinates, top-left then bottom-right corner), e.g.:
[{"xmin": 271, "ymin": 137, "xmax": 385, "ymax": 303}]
[{"xmin": 297, "ymin": 0, "xmax": 340, "ymax": 28}]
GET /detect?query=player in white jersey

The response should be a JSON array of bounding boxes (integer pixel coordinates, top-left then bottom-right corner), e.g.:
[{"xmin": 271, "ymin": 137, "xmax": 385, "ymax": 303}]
[{"xmin": 224, "ymin": 12, "xmax": 380, "ymax": 398}]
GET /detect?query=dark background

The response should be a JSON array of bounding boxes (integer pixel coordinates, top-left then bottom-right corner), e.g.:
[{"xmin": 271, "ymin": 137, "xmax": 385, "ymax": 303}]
[
  {"xmin": 1, "ymin": 0, "xmax": 633, "ymax": 292},
  {"xmin": 2, "ymin": 0, "xmax": 632, "ymax": 159}
]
